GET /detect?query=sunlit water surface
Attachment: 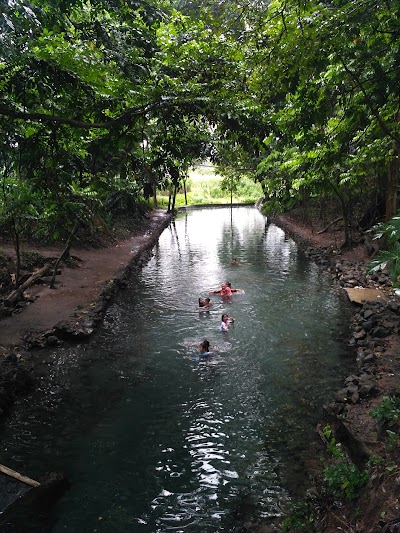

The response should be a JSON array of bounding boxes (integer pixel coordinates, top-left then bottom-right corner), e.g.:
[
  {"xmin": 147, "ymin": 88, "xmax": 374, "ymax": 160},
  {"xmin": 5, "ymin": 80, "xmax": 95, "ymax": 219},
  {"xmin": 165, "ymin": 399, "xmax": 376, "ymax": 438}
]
[{"xmin": 0, "ymin": 207, "xmax": 354, "ymax": 532}]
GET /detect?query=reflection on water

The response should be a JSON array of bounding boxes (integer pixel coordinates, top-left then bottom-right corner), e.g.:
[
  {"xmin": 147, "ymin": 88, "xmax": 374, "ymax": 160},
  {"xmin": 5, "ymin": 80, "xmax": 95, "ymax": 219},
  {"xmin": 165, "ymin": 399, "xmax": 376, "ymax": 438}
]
[{"xmin": 0, "ymin": 207, "xmax": 354, "ymax": 532}]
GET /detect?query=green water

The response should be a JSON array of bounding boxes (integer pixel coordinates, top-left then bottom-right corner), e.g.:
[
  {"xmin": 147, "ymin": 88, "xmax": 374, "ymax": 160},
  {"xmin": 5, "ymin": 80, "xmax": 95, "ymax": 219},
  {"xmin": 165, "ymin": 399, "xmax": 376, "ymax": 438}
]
[{"xmin": 0, "ymin": 207, "xmax": 354, "ymax": 532}]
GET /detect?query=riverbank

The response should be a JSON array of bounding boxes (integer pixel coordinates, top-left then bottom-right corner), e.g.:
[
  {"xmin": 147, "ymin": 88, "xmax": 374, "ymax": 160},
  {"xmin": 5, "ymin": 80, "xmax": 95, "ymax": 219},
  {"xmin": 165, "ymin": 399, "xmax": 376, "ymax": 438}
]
[
  {"xmin": 0, "ymin": 209, "xmax": 172, "ymax": 424},
  {"xmin": 268, "ymin": 213, "xmax": 400, "ymax": 533}
]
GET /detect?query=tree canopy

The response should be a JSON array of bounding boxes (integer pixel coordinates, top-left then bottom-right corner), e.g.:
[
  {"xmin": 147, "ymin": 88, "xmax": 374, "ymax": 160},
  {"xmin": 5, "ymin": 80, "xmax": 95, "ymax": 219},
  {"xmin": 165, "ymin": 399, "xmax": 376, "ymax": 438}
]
[{"xmin": 1, "ymin": 0, "xmax": 399, "ymax": 248}]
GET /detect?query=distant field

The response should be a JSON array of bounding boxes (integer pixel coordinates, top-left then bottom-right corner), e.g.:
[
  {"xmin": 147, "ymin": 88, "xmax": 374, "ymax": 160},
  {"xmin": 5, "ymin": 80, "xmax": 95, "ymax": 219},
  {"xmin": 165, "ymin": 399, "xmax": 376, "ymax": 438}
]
[{"xmin": 157, "ymin": 164, "xmax": 262, "ymax": 207}]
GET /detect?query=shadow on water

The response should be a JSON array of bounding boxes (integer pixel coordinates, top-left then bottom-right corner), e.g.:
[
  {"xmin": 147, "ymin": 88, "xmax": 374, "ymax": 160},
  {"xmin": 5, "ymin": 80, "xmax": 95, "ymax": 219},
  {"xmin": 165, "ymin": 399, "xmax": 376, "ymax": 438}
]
[{"xmin": 0, "ymin": 207, "xmax": 356, "ymax": 532}]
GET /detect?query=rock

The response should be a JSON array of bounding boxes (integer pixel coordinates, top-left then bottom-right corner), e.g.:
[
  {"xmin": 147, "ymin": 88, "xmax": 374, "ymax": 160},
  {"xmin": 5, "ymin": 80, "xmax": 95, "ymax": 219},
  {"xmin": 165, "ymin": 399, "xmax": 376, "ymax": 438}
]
[
  {"xmin": 371, "ymin": 326, "xmax": 390, "ymax": 338},
  {"xmin": 354, "ymin": 330, "xmax": 367, "ymax": 340},
  {"xmin": 45, "ymin": 335, "xmax": 59, "ymax": 347},
  {"xmin": 345, "ymin": 375, "xmax": 360, "ymax": 385},
  {"xmin": 359, "ymin": 380, "xmax": 378, "ymax": 398},
  {"xmin": 335, "ymin": 388, "xmax": 350, "ymax": 403},
  {"xmin": 363, "ymin": 353, "xmax": 375, "ymax": 363},
  {"xmin": 362, "ymin": 320, "xmax": 375, "ymax": 332},
  {"xmin": 350, "ymin": 391, "xmax": 360, "ymax": 404},
  {"xmin": 335, "ymin": 421, "xmax": 372, "ymax": 469}
]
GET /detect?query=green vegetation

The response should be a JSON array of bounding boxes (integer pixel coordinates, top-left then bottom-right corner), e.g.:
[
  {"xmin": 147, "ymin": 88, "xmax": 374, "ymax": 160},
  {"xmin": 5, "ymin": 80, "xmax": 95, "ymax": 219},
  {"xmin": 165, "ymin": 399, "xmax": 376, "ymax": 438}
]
[
  {"xmin": 321, "ymin": 425, "xmax": 368, "ymax": 501},
  {"xmin": 323, "ymin": 461, "xmax": 368, "ymax": 502},
  {"xmin": 281, "ymin": 499, "xmax": 316, "ymax": 532},
  {"xmin": 281, "ymin": 425, "xmax": 369, "ymax": 531},
  {"xmin": 157, "ymin": 165, "xmax": 262, "ymax": 207},
  {"xmin": 369, "ymin": 216, "xmax": 400, "ymax": 287},
  {"xmin": 370, "ymin": 396, "xmax": 400, "ymax": 429},
  {"xmin": 1, "ymin": 0, "xmax": 399, "ymax": 273}
]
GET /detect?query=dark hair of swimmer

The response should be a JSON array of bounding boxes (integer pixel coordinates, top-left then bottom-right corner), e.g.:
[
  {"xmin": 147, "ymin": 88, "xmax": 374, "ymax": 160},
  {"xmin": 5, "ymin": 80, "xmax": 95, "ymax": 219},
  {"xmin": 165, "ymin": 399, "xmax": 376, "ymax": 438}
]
[{"xmin": 200, "ymin": 340, "xmax": 210, "ymax": 352}]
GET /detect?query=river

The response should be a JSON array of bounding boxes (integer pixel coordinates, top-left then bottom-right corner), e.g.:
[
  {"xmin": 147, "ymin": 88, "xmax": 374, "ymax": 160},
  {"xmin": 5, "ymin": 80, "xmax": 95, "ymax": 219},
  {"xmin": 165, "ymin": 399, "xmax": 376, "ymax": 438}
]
[{"xmin": 0, "ymin": 206, "xmax": 354, "ymax": 531}]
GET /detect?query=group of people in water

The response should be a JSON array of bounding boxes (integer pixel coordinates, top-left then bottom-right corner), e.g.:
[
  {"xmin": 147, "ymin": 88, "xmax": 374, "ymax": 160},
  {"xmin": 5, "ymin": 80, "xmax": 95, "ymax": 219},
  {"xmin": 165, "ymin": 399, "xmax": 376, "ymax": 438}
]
[{"xmin": 196, "ymin": 259, "xmax": 241, "ymax": 360}]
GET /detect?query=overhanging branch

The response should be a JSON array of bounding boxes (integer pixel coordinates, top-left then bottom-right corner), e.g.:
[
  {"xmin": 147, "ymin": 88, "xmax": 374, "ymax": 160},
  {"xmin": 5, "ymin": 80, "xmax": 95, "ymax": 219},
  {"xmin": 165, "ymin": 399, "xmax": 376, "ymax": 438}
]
[
  {"xmin": 0, "ymin": 96, "xmax": 211, "ymax": 130},
  {"xmin": 0, "ymin": 102, "xmax": 158, "ymax": 129}
]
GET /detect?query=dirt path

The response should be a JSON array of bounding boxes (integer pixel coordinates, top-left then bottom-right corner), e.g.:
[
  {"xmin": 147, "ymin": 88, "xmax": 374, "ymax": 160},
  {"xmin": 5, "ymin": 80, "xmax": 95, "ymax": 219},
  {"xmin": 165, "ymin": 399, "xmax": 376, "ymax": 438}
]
[{"xmin": 0, "ymin": 210, "xmax": 171, "ymax": 351}]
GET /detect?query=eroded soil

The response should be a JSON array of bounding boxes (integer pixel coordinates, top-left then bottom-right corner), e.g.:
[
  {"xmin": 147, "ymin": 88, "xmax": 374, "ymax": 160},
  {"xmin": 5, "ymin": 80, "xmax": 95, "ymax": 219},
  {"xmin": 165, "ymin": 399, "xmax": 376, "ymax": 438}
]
[{"xmin": 0, "ymin": 210, "xmax": 171, "ymax": 351}]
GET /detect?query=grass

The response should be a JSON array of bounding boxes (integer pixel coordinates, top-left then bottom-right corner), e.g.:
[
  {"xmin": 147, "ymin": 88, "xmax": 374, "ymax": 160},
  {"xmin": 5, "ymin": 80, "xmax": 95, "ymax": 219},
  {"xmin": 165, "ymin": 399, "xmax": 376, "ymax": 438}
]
[{"xmin": 156, "ymin": 164, "xmax": 263, "ymax": 208}]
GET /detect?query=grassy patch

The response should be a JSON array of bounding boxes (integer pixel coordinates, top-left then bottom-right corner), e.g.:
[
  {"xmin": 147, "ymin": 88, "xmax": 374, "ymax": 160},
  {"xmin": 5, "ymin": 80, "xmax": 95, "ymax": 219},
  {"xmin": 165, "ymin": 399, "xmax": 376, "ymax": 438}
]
[{"xmin": 156, "ymin": 165, "xmax": 262, "ymax": 207}]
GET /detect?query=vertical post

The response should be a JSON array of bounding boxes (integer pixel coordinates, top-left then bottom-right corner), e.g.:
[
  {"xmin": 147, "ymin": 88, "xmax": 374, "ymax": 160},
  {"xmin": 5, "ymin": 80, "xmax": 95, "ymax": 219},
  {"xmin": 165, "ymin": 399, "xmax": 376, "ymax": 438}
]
[{"xmin": 183, "ymin": 179, "xmax": 188, "ymax": 205}]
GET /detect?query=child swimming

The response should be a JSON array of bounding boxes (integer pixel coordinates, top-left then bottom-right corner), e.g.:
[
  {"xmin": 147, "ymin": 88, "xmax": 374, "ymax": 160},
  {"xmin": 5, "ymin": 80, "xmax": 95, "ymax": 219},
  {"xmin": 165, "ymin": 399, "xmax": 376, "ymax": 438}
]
[
  {"xmin": 199, "ymin": 339, "xmax": 210, "ymax": 356},
  {"xmin": 198, "ymin": 297, "xmax": 212, "ymax": 311},
  {"xmin": 220, "ymin": 314, "xmax": 235, "ymax": 332},
  {"xmin": 209, "ymin": 282, "xmax": 242, "ymax": 297},
  {"xmin": 209, "ymin": 282, "xmax": 232, "ymax": 297}
]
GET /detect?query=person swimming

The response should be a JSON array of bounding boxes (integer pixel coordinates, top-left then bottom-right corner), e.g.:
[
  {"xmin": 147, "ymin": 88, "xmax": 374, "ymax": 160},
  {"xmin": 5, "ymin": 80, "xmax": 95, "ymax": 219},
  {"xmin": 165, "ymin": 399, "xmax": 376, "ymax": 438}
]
[
  {"xmin": 209, "ymin": 282, "xmax": 232, "ymax": 297},
  {"xmin": 210, "ymin": 282, "xmax": 242, "ymax": 297},
  {"xmin": 220, "ymin": 313, "xmax": 234, "ymax": 332},
  {"xmin": 198, "ymin": 339, "xmax": 210, "ymax": 358},
  {"xmin": 198, "ymin": 297, "xmax": 211, "ymax": 311},
  {"xmin": 225, "ymin": 281, "xmax": 242, "ymax": 293}
]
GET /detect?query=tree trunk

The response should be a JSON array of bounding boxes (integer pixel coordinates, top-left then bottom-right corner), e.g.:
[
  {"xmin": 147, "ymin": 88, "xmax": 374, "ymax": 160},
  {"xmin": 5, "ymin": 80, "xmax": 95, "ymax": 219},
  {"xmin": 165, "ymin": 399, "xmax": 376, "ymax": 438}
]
[
  {"xmin": 50, "ymin": 221, "xmax": 79, "ymax": 288},
  {"xmin": 6, "ymin": 263, "xmax": 52, "ymax": 305},
  {"xmin": 183, "ymin": 179, "xmax": 187, "ymax": 205},
  {"xmin": 385, "ymin": 143, "xmax": 399, "ymax": 222},
  {"xmin": 329, "ymin": 181, "xmax": 351, "ymax": 248},
  {"xmin": 13, "ymin": 222, "xmax": 21, "ymax": 288},
  {"xmin": 339, "ymin": 195, "xmax": 351, "ymax": 248},
  {"xmin": 171, "ymin": 184, "xmax": 177, "ymax": 212}
]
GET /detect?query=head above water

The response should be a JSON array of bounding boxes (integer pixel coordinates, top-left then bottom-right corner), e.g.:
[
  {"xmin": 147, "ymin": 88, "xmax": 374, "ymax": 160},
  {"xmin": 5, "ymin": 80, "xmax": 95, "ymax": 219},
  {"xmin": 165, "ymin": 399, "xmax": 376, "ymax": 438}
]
[{"xmin": 199, "ymin": 339, "xmax": 210, "ymax": 353}]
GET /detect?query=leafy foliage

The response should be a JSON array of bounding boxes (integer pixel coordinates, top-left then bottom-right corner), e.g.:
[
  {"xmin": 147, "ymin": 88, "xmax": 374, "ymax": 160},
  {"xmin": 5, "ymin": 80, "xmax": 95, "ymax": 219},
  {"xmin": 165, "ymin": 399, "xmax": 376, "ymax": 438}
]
[
  {"xmin": 370, "ymin": 396, "xmax": 400, "ymax": 429},
  {"xmin": 368, "ymin": 214, "xmax": 400, "ymax": 286},
  {"xmin": 323, "ymin": 461, "xmax": 368, "ymax": 501},
  {"xmin": 321, "ymin": 425, "xmax": 368, "ymax": 501},
  {"xmin": 0, "ymin": 0, "xmax": 399, "ymax": 247}
]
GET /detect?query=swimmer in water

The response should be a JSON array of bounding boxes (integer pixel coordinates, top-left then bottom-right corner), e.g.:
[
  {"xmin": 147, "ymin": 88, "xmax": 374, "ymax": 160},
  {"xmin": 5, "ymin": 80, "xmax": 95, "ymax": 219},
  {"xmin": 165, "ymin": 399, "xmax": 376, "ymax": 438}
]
[
  {"xmin": 220, "ymin": 313, "xmax": 234, "ymax": 332},
  {"xmin": 209, "ymin": 282, "xmax": 232, "ymax": 297},
  {"xmin": 199, "ymin": 339, "xmax": 210, "ymax": 358},
  {"xmin": 231, "ymin": 258, "xmax": 238, "ymax": 265},
  {"xmin": 225, "ymin": 281, "xmax": 242, "ymax": 293},
  {"xmin": 198, "ymin": 297, "xmax": 211, "ymax": 311},
  {"xmin": 210, "ymin": 282, "xmax": 242, "ymax": 296}
]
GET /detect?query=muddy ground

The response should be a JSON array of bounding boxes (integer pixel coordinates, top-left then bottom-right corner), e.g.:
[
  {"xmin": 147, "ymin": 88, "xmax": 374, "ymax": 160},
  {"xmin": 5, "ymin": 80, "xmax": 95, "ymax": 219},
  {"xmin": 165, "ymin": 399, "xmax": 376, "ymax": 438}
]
[{"xmin": 0, "ymin": 208, "xmax": 399, "ymax": 532}]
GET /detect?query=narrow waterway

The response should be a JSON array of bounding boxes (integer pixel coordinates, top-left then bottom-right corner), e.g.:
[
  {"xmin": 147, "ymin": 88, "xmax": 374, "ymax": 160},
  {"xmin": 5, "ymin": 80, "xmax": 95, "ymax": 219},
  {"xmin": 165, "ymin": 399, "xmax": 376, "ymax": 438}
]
[{"xmin": 0, "ymin": 207, "xmax": 354, "ymax": 532}]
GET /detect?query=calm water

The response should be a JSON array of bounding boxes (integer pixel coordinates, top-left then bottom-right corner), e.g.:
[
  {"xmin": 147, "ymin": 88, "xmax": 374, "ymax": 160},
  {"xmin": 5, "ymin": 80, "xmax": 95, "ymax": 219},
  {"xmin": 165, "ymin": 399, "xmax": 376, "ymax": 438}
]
[{"xmin": 0, "ymin": 207, "xmax": 353, "ymax": 531}]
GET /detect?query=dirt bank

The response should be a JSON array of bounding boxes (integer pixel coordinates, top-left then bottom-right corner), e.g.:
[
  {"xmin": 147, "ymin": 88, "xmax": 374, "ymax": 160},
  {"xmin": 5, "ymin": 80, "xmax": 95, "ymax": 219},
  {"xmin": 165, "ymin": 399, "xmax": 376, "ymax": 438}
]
[
  {"xmin": 267, "ymin": 213, "xmax": 400, "ymax": 533},
  {"xmin": 0, "ymin": 209, "xmax": 171, "ymax": 351},
  {"xmin": 0, "ymin": 209, "xmax": 171, "ymax": 424}
]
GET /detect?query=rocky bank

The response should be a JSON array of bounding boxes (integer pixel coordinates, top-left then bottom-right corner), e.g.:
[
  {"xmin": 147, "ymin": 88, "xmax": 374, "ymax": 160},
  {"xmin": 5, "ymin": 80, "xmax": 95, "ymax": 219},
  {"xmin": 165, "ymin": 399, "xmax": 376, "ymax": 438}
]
[{"xmin": 266, "ymin": 214, "xmax": 400, "ymax": 533}]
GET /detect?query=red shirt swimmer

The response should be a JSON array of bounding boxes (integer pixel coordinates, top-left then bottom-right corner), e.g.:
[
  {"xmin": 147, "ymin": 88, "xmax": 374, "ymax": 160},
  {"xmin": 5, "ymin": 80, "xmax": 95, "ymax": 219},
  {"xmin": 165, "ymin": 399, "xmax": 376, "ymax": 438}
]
[{"xmin": 209, "ymin": 282, "xmax": 232, "ymax": 297}]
